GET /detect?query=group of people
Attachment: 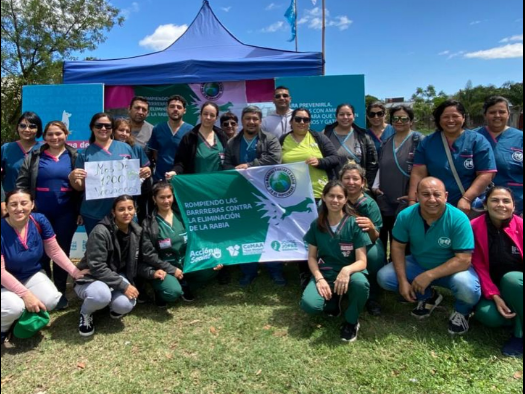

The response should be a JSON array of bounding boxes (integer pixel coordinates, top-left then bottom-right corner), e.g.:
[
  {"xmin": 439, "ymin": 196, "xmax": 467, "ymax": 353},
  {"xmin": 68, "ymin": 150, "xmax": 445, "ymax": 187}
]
[{"xmin": 1, "ymin": 87, "xmax": 522, "ymax": 358}]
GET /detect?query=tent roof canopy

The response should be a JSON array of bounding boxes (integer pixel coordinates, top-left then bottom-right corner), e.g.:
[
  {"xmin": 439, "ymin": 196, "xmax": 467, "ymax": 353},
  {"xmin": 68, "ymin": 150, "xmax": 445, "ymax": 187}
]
[{"xmin": 63, "ymin": 0, "xmax": 323, "ymax": 86}]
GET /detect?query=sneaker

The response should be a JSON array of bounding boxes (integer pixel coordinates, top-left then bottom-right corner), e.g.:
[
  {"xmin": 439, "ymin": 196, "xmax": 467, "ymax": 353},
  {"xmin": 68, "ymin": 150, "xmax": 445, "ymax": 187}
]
[
  {"xmin": 137, "ymin": 292, "xmax": 153, "ymax": 304},
  {"xmin": 366, "ymin": 300, "xmax": 382, "ymax": 317},
  {"xmin": 154, "ymin": 293, "xmax": 168, "ymax": 308},
  {"xmin": 411, "ymin": 290, "xmax": 443, "ymax": 320},
  {"xmin": 502, "ymin": 336, "xmax": 523, "ymax": 358},
  {"xmin": 109, "ymin": 311, "xmax": 124, "ymax": 320},
  {"xmin": 78, "ymin": 313, "xmax": 94, "ymax": 337},
  {"xmin": 270, "ymin": 273, "xmax": 287, "ymax": 287},
  {"xmin": 181, "ymin": 286, "xmax": 195, "ymax": 303},
  {"xmin": 56, "ymin": 295, "xmax": 69, "ymax": 311},
  {"xmin": 239, "ymin": 275, "xmax": 256, "ymax": 287},
  {"xmin": 340, "ymin": 322, "xmax": 360, "ymax": 343},
  {"xmin": 448, "ymin": 312, "xmax": 470, "ymax": 335}
]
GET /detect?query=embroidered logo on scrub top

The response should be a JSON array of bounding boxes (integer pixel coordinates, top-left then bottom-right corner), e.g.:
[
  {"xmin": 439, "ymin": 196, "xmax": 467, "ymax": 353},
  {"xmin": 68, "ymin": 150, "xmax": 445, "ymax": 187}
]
[
  {"xmin": 464, "ymin": 158, "xmax": 475, "ymax": 170},
  {"xmin": 438, "ymin": 237, "xmax": 452, "ymax": 249},
  {"xmin": 340, "ymin": 243, "xmax": 354, "ymax": 257},
  {"xmin": 512, "ymin": 151, "xmax": 523, "ymax": 163}
]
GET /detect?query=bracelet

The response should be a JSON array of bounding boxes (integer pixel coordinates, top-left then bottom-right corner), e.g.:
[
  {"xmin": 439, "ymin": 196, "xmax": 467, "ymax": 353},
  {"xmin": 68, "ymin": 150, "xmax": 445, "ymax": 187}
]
[
  {"xmin": 408, "ymin": 198, "xmax": 417, "ymax": 202},
  {"xmin": 316, "ymin": 277, "xmax": 326, "ymax": 284},
  {"xmin": 462, "ymin": 196, "xmax": 472, "ymax": 203}
]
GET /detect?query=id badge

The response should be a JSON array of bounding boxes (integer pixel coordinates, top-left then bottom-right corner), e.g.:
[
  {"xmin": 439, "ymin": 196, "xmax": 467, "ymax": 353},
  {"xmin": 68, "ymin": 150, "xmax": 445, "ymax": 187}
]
[
  {"xmin": 340, "ymin": 243, "xmax": 354, "ymax": 258},
  {"xmin": 159, "ymin": 238, "xmax": 172, "ymax": 250}
]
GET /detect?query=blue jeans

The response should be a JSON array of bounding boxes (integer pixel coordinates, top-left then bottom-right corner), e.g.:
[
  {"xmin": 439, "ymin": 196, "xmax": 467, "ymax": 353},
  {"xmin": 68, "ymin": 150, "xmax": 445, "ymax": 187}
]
[{"xmin": 377, "ymin": 256, "xmax": 481, "ymax": 315}]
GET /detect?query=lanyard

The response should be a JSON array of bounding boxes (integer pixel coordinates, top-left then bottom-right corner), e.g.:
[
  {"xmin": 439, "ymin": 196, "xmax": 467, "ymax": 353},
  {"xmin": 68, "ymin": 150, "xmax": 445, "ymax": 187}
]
[
  {"xmin": 327, "ymin": 215, "xmax": 350, "ymax": 238},
  {"xmin": 335, "ymin": 130, "xmax": 359, "ymax": 161},
  {"xmin": 393, "ymin": 133, "xmax": 414, "ymax": 178}
]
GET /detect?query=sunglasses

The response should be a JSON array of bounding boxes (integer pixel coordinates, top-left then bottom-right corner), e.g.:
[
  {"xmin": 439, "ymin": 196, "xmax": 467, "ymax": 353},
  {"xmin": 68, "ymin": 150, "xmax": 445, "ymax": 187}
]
[
  {"xmin": 275, "ymin": 94, "xmax": 290, "ymax": 99},
  {"xmin": 94, "ymin": 123, "xmax": 113, "ymax": 130},
  {"xmin": 222, "ymin": 121, "xmax": 237, "ymax": 127},
  {"xmin": 293, "ymin": 117, "xmax": 311, "ymax": 124},
  {"xmin": 368, "ymin": 111, "xmax": 385, "ymax": 118},
  {"xmin": 392, "ymin": 116, "xmax": 411, "ymax": 124},
  {"xmin": 18, "ymin": 123, "xmax": 38, "ymax": 130}
]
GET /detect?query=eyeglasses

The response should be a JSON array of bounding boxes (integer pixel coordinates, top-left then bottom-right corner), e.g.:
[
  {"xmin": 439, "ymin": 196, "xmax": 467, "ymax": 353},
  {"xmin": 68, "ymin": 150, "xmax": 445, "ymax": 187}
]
[
  {"xmin": 18, "ymin": 123, "xmax": 38, "ymax": 130},
  {"xmin": 368, "ymin": 111, "xmax": 385, "ymax": 118},
  {"xmin": 222, "ymin": 121, "xmax": 237, "ymax": 127},
  {"xmin": 275, "ymin": 94, "xmax": 290, "ymax": 99},
  {"xmin": 392, "ymin": 116, "xmax": 411, "ymax": 124},
  {"xmin": 293, "ymin": 117, "xmax": 311, "ymax": 124},
  {"xmin": 94, "ymin": 123, "xmax": 113, "ymax": 130}
]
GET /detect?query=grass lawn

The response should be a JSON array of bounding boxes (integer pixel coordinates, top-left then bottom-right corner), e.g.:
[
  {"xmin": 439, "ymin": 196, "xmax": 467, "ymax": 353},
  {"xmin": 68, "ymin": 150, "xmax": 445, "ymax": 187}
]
[{"xmin": 1, "ymin": 265, "xmax": 522, "ymax": 394}]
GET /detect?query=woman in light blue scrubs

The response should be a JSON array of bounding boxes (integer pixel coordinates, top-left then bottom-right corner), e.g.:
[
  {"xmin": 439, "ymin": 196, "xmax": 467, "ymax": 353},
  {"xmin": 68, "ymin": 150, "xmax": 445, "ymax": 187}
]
[
  {"xmin": 477, "ymin": 96, "xmax": 523, "ymax": 216},
  {"xmin": 409, "ymin": 100, "xmax": 497, "ymax": 217}
]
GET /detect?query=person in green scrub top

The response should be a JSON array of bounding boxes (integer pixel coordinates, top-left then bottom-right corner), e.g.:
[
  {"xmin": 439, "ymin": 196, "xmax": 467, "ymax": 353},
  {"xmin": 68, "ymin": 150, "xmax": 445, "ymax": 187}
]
[
  {"xmin": 280, "ymin": 108, "xmax": 341, "ymax": 289},
  {"xmin": 340, "ymin": 162, "xmax": 387, "ymax": 316},
  {"xmin": 170, "ymin": 102, "xmax": 229, "ymax": 176},
  {"xmin": 301, "ymin": 180, "xmax": 372, "ymax": 343},
  {"xmin": 140, "ymin": 182, "xmax": 223, "ymax": 304},
  {"xmin": 169, "ymin": 102, "xmax": 231, "ymax": 284}
]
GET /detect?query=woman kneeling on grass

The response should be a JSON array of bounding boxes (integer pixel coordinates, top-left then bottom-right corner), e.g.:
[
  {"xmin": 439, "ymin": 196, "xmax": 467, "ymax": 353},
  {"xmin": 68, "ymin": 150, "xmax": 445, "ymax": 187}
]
[
  {"xmin": 472, "ymin": 186, "xmax": 523, "ymax": 357},
  {"xmin": 301, "ymin": 181, "xmax": 372, "ymax": 343},
  {"xmin": 140, "ymin": 182, "xmax": 223, "ymax": 305},
  {"xmin": 1, "ymin": 189, "xmax": 88, "ymax": 343},
  {"xmin": 74, "ymin": 195, "xmax": 141, "ymax": 337}
]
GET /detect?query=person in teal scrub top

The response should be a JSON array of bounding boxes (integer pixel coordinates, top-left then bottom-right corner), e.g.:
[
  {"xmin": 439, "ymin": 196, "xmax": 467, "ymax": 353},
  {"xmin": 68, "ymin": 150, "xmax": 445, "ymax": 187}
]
[
  {"xmin": 409, "ymin": 100, "xmax": 497, "ymax": 217},
  {"xmin": 340, "ymin": 162, "xmax": 386, "ymax": 316},
  {"xmin": 140, "ymin": 182, "xmax": 223, "ymax": 304},
  {"xmin": 301, "ymin": 180, "xmax": 372, "ymax": 343},
  {"xmin": 477, "ymin": 96, "xmax": 523, "ymax": 216},
  {"xmin": 169, "ymin": 102, "xmax": 229, "ymax": 176}
]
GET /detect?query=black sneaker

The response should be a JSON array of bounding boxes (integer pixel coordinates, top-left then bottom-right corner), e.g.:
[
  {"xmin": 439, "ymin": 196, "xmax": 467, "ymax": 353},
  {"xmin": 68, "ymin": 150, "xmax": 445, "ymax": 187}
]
[
  {"xmin": 56, "ymin": 295, "xmax": 69, "ymax": 311},
  {"xmin": 137, "ymin": 292, "xmax": 153, "ymax": 304},
  {"xmin": 79, "ymin": 313, "xmax": 94, "ymax": 337},
  {"xmin": 502, "ymin": 336, "xmax": 523, "ymax": 358},
  {"xmin": 411, "ymin": 290, "xmax": 443, "ymax": 320},
  {"xmin": 109, "ymin": 311, "xmax": 124, "ymax": 320},
  {"xmin": 340, "ymin": 322, "xmax": 360, "ymax": 343},
  {"xmin": 366, "ymin": 299, "xmax": 382, "ymax": 317},
  {"xmin": 181, "ymin": 286, "xmax": 195, "ymax": 303},
  {"xmin": 154, "ymin": 293, "xmax": 168, "ymax": 308},
  {"xmin": 448, "ymin": 312, "xmax": 470, "ymax": 335}
]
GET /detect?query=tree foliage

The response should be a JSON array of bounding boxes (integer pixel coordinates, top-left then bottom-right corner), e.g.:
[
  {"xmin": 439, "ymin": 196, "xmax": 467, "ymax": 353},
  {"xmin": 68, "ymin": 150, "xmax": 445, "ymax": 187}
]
[
  {"xmin": 411, "ymin": 85, "xmax": 448, "ymax": 131},
  {"xmin": 1, "ymin": 0, "xmax": 123, "ymax": 142}
]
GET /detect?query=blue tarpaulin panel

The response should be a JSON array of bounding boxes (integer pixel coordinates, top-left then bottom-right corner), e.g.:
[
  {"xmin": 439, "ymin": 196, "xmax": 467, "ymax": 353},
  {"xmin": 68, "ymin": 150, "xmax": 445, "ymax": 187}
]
[{"xmin": 63, "ymin": 1, "xmax": 323, "ymax": 85}]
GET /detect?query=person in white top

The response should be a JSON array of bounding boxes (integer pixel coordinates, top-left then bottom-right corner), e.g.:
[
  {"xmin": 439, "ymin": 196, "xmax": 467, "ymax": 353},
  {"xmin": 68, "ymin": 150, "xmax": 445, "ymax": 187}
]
[{"xmin": 261, "ymin": 86, "xmax": 293, "ymax": 139}]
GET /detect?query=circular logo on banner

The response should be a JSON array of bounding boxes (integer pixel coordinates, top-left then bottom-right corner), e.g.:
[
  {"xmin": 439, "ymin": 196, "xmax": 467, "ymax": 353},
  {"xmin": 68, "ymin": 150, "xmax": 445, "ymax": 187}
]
[
  {"xmin": 201, "ymin": 82, "xmax": 224, "ymax": 100},
  {"xmin": 271, "ymin": 241, "xmax": 282, "ymax": 252},
  {"xmin": 512, "ymin": 151, "xmax": 523, "ymax": 163},
  {"xmin": 265, "ymin": 167, "xmax": 297, "ymax": 198},
  {"xmin": 464, "ymin": 158, "xmax": 475, "ymax": 170},
  {"xmin": 438, "ymin": 237, "xmax": 452, "ymax": 249}
]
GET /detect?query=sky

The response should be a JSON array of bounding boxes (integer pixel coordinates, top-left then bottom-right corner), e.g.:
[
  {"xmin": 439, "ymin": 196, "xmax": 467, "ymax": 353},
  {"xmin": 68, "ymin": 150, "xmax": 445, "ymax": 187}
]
[{"xmin": 83, "ymin": 0, "xmax": 524, "ymax": 100}]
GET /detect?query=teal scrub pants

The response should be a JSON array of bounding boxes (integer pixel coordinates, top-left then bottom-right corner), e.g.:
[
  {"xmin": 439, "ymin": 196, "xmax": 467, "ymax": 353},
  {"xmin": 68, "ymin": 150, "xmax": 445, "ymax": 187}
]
[
  {"xmin": 475, "ymin": 272, "xmax": 523, "ymax": 338},
  {"xmin": 150, "ymin": 268, "xmax": 219, "ymax": 302},
  {"xmin": 367, "ymin": 240, "xmax": 387, "ymax": 301},
  {"xmin": 301, "ymin": 272, "xmax": 370, "ymax": 324}
]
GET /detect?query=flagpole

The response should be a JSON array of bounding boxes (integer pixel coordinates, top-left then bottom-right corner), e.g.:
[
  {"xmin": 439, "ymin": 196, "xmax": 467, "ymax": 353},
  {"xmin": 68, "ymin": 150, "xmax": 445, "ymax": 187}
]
[
  {"xmin": 295, "ymin": 0, "xmax": 299, "ymax": 51},
  {"xmin": 322, "ymin": 0, "xmax": 326, "ymax": 75}
]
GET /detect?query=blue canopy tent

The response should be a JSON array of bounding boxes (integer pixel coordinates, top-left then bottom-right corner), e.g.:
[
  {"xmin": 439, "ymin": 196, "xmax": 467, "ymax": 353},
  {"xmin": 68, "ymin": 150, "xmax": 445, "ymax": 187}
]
[{"xmin": 63, "ymin": 0, "xmax": 323, "ymax": 85}]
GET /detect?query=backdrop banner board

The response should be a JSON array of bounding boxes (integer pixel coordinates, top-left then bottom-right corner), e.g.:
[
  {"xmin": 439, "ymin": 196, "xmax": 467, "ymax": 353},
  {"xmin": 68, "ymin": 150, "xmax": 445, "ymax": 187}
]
[
  {"xmin": 276, "ymin": 75, "xmax": 366, "ymax": 131},
  {"xmin": 22, "ymin": 84, "xmax": 104, "ymax": 149},
  {"xmin": 172, "ymin": 163, "xmax": 318, "ymax": 273}
]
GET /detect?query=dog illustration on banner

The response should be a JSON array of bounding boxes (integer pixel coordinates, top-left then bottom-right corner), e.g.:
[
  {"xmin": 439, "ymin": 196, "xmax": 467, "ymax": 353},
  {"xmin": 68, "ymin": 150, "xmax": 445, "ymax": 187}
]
[{"xmin": 61, "ymin": 110, "xmax": 72, "ymax": 133}]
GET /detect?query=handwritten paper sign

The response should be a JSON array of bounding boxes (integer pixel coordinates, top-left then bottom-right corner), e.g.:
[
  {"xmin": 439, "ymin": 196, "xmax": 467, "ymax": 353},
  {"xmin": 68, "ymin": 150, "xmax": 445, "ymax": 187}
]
[{"xmin": 85, "ymin": 160, "xmax": 141, "ymax": 201}]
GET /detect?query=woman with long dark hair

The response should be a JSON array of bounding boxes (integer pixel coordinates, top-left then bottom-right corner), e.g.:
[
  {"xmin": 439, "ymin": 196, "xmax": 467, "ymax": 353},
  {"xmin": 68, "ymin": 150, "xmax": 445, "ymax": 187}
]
[{"xmin": 301, "ymin": 181, "xmax": 371, "ymax": 343}]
